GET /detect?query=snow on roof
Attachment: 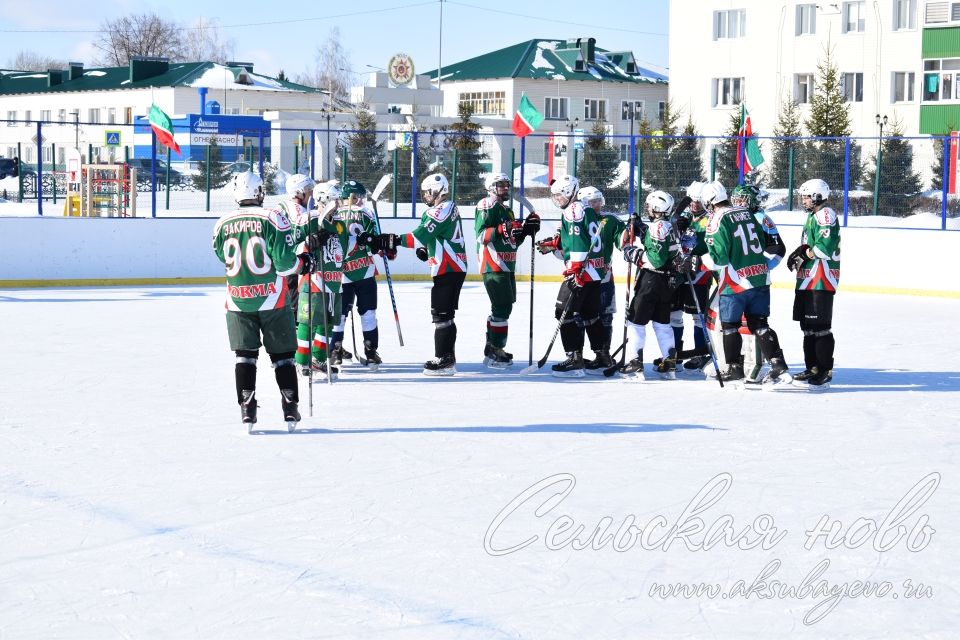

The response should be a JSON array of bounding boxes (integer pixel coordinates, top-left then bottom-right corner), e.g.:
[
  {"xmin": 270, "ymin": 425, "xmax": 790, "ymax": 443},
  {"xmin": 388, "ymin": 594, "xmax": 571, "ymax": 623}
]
[
  {"xmin": 537, "ymin": 40, "xmax": 558, "ymax": 50},
  {"xmin": 188, "ymin": 64, "xmax": 297, "ymax": 92},
  {"xmin": 532, "ymin": 47, "xmax": 554, "ymax": 70},
  {"xmin": 11, "ymin": 74, "xmax": 46, "ymax": 79},
  {"xmin": 84, "ymin": 70, "xmax": 106, "ymax": 77}
]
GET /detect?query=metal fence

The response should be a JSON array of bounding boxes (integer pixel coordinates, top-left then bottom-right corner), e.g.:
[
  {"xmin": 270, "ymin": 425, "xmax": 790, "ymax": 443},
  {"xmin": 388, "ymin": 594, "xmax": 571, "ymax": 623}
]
[{"xmin": 0, "ymin": 119, "xmax": 956, "ymax": 230}]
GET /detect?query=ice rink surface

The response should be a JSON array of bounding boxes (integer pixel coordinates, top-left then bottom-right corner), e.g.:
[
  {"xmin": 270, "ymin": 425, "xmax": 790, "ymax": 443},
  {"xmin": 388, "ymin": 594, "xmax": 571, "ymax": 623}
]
[{"xmin": 1, "ymin": 282, "xmax": 958, "ymax": 639}]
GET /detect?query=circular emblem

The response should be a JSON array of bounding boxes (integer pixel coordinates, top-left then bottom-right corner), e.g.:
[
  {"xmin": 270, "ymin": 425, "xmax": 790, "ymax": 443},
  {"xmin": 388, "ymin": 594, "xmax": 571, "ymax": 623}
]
[{"xmin": 388, "ymin": 53, "xmax": 415, "ymax": 86}]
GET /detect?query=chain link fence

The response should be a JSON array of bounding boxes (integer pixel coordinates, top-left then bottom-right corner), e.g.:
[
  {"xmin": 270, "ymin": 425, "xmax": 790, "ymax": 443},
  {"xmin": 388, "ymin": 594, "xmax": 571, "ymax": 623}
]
[{"xmin": 1, "ymin": 120, "xmax": 956, "ymax": 229}]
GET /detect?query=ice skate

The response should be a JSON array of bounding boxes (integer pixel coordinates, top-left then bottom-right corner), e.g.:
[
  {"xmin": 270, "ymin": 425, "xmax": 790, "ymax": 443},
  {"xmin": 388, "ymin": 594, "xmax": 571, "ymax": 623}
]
[
  {"xmin": 484, "ymin": 345, "xmax": 513, "ymax": 370},
  {"xmin": 240, "ymin": 390, "xmax": 257, "ymax": 433},
  {"xmin": 551, "ymin": 350, "xmax": 585, "ymax": 378},
  {"xmin": 619, "ymin": 356, "xmax": 645, "ymax": 381},
  {"xmin": 280, "ymin": 389, "xmax": 300, "ymax": 433},
  {"xmin": 584, "ymin": 349, "xmax": 614, "ymax": 376},
  {"xmin": 423, "ymin": 354, "xmax": 456, "ymax": 376},
  {"xmin": 363, "ymin": 341, "xmax": 382, "ymax": 372}
]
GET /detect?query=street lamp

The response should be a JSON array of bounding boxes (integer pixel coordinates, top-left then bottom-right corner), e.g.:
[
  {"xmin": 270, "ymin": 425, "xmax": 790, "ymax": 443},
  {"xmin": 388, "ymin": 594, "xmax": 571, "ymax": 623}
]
[
  {"xmin": 566, "ymin": 116, "xmax": 580, "ymax": 151},
  {"xmin": 873, "ymin": 113, "xmax": 888, "ymax": 216}
]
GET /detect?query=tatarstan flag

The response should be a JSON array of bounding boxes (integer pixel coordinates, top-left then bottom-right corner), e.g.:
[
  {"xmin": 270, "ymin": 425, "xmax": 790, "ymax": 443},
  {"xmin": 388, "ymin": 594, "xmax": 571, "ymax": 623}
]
[
  {"xmin": 149, "ymin": 104, "xmax": 181, "ymax": 154},
  {"xmin": 512, "ymin": 93, "xmax": 544, "ymax": 138},
  {"xmin": 736, "ymin": 104, "xmax": 763, "ymax": 172}
]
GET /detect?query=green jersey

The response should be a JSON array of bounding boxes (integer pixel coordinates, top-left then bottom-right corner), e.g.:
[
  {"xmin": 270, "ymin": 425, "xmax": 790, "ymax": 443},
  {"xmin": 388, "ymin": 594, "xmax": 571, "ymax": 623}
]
[
  {"xmin": 277, "ymin": 197, "xmax": 310, "ymax": 246},
  {"xmin": 212, "ymin": 206, "xmax": 301, "ymax": 312},
  {"xmin": 301, "ymin": 215, "xmax": 350, "ymax": 297},
  {"xmin": 596, "ymin": 212, "xmax": 626, "ymax": 283},
  {"xmin": 335, "ymin": 203, "xmax": 379, "ymax": 282},
  {"xmin": 705, "ymin": 204, "xmax": 771, "ymax": 294},
  {"xmin": 401, "ymin": 200, "xmax": 467, "ymax": 277},
  {"xmin": 796, "ymin": 206, "xmax": 841, "ymax": 291},
  {"xmin": 640, "ymin": 218, "xmax": 677, "ymax": 272},
  {"xmin": 559, "ymin": 201, "xmax": 606, "ymax": 282},
  {"xmin": 474, "ymin": 196, "xmax": 519, "ymax": 273}
]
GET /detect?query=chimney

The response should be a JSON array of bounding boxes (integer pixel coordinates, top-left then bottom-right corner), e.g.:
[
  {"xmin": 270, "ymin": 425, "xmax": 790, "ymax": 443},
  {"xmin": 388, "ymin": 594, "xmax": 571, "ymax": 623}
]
[
  {"xmin": 198, "ymin": 87, "xmax": 208, "ymax": 114},
  {"xmin": 47, "ymin": 69, "xmax": 65, "ymax": 87},
  {"xmin": 69, "ymin": 61, "xmax": 84, "ymax": 81},
  {"xmin": 129, "ymin": 57, "xmax": 170, "ymax": 83}
]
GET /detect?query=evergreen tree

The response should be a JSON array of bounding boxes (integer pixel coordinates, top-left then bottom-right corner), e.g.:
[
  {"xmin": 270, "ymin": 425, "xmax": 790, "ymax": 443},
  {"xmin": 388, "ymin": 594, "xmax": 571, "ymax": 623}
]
[
  {"xmin": 644, "ymin": 99, "xmax": 681, "ymax": 193},
  {"xmin": 715, "ymin": 109, "xmax": 742, "ymax": 188},
  {"xmin": 345, "ymin": 105, "xmax": 386, "ymax": 187},
  {"xmin": 769, "ymin": 96, "xmax": 804, "ymax": 189},
  {"xmin": 864, "ymin": 120, "xmax": 922, "ymax": 215},
  {"xmin": 277, "ymin": 69, "xmax": 288, "ymax": 82},
  {"xmin": 929, "ymin": 126, "xmax": 954, "ymax": 191},
  {"xmin": 445, "ymin": 102, "xmax": 487, "ymax": 204},
  {"xmin": 193, "ymin": 139, "xmax": 231, "ymax": 190},
  {"xmin": 803, "ymin": 46, "xmax": 859, "ymax": 191},
  {"xmin": 384, "ymin": 128, "xmax": 432, "ymax": 209},
  {"xmin": 261, "ymin": 161, "xmax": 280, "ymax": 196},
  {"xmin": 578, "ymin": 118, "xmax": 628, "ymax": 211},
  {"xmin": 667, "ymin": 114, "xmax": 706, "ymax": 194}
]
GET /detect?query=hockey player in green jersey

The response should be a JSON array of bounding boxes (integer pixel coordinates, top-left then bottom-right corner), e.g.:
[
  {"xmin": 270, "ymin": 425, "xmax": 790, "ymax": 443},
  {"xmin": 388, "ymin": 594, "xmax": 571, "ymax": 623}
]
[
  {"xmin": 294, "ymin": 184, "xmax": 351, "ymax": 382},
  {"xmin": 703, "ymin": 180, "xmax": 790, "ymax": 384},
  {"xmin": 674, "ymin": 181, "xmax": 714, "ymax": 371},
  {"xmin": 619, "ymin": 190, "xmax": 681, "ymax": 380},
  {"xmin": 474, "ymin": 173, "xmax": 540, "ymax": 368},
  {"xmin": 330, "ymin": 180, "xmax": 386, "ymax": 370},
  {"xmin": 577, "ymin": 186, "xmax": 622, "ymax": 372},
  {"xmin": 212, "ymin": 171, "xmax": 311, "ymax": 430},
  {"xmin": 787, "ymin": 178, "xmax": 841, "ymax": 390},
  {"xmin": 535, "ymin": 174, "xmax": 610, "ymax": 378},
  {"xmin": 278, "ymin": 174, "xmax": 315, "ymax": 313},
  {"xmin": 368, "ymin": 173, "xmax": 467, "ymax": 376}
]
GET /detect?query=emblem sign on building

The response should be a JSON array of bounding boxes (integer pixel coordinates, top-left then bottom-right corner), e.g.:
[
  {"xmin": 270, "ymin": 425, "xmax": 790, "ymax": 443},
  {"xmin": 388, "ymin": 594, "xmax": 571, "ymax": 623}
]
[{"xmin": 388, "ymin": 53, "xmax": 415, "ymax": 86}]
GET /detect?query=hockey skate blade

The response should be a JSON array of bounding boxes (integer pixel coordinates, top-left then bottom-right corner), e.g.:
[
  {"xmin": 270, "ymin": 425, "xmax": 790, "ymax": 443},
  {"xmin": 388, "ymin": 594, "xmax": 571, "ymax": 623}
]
[
  {"xmin": 366, "ymin": 362, "xmax": 380, "ymax": 372},
  {"xmin": 584, "ymin": 367, "xmax": 609, "ymax": 376},
  {"xmin": 551, "ymin": 368, "xmax": 585, "ymax": 378},
  {"xmin": 286, "ymin": 420, "xmax": 298, "ymax": 433},
  {"xmin": 423, "ymin": 367, "xmax": 456, "ymax": 377},
  {"xmin": 520, "ymin": 363, "xmax": 541, "ymax": 375},
  {"xmin": 806, "ymin": 381, "xmax": 831, "ymax": 392},
  {"xmin": 484, "ymin": 359, "xmax": 513, "ymax": 371}
]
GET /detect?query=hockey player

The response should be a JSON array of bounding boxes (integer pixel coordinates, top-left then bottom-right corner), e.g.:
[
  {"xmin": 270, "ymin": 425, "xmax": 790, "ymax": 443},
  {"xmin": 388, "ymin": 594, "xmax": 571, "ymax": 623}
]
[
  {"xmin": 535, "ymin": 174, "xmax": 609, "ymax": 378},
  {"xmin": 212, "ymin": 171, "xmax": 310, "ymax": 430},
  {"xmin": 578, "ymin": 186, "xmax": 624, "ymax": 364},
  {"xmin": 619, "ymin": 190, "xmax": 680, "ymax": 380},
  {"xmin": 787, "ymin": 178, "xmax": 841, "ymax": 390},
  {"xmin": 702, "ymin": 180, "xmax": 790, "ymax": 384},
  {"xmin": 474, "ymin": 173, "xmax": 540, "ymax": 368},
  {"xmin": 368, "ymin": 173, "xmax": 467, "ymax": 376},
  {"xmin": 330, "ymin": 180, "xmax": 385, "ymax": 370},
  {"xmin": 278, "ymin": 174, "xmax": 315, "ymax": 314}
]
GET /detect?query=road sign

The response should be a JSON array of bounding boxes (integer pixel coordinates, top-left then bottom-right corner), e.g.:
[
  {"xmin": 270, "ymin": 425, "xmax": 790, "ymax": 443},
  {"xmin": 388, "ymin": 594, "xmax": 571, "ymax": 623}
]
[{"xmin": 105, "ymin": 131, "xmax": 121, "ymax": 147}]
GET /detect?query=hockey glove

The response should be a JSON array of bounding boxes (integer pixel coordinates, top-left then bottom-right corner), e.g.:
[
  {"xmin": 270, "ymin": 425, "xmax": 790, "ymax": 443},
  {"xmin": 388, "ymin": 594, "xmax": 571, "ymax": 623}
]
[
  {"xmin": 297, "ymin": 252, "xmax": 316, "ymax": 275},
  {"xmin": 675, "ymin": 214, "xmax": 691, "ymax": 234},
  {"xmin": 509, "ymin": 221, "xmax": 526, "ymax": 244},
  {"xmin": 356, "ymin": 231, "xmax": 377, "ymax": 250},
  {"xmin": 764, "ymin": 232, "xmax": 786, "ymax": 259},
  {"xmin": 522, "ymin": 213, "xmax": 541, "ymax": 239},
  {"xmin": 536, "ymin": 235, "xmax": 560, "ymax": 255},
  {"xmin": 622, "ymin": 244, "xmax": 644, "ymax": 266},
  {"xmin": 386, "ymin": 249, "xmax": 397, "ymax": 261},
  {"xmin": 415, "ymin": 246, "xmax": 429, "ymax": 262},
  {"xmin": 787, "ymin": 244, "xmax": 810, "ymax": 272},
  {"xmin": 305, "ymin": 229, "xmax": 332, "ymax": 251},
  {"xmin": 562, "ymin": 263, "xmax": 588, "ymax": 288},
  {"xmin": 378, "ymin": 233, "xmax": 402, "ymax": 252}
]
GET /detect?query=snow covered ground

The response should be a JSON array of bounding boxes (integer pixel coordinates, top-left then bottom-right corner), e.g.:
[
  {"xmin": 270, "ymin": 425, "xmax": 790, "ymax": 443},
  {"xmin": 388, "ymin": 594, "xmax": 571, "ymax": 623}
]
[{"xmin": 0, "ymin": 282, "xmax": 957, "ymax": 638}]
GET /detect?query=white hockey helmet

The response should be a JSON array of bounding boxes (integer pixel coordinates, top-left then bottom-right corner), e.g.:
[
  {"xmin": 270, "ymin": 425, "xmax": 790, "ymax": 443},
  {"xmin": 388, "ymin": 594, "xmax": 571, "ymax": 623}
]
[
  {"xmin": 421, "ymin": 173, "xmax": 449, "ymax": 205},
  {"xmin": 484, "ymin": 172, "xmax": 510, "ymax": 191},
  {"xmin": 699, "ymin": 180, "xmax": 728, "ymax": 208},
  {"xmin": 316, "ymin": 181, "xmax": 342, "ymax": 204},
  {"xmin": 645, "ymin": 190, "xmax": 674, "ymax": 219},
  {"xmin": 685, "ymin": 180, "xmax": 704, "ymax": 200},
  {"xmin": 577, "ymin": 185, "xmax": 604, "ymax": 208},
  {"xmin": 285, "ymin": 173, "xmax": 315, "ymax": 199},
  {"xmin": 233, "ymin": 171, "xmax": 264, "ymax": 204},
  {"xmin": 798, "ymin": 178, "xmax": 830, "ymax": 208},
  {"xmin": 550, "ymin": 174, "xmax": 580, "ymax": 208}
]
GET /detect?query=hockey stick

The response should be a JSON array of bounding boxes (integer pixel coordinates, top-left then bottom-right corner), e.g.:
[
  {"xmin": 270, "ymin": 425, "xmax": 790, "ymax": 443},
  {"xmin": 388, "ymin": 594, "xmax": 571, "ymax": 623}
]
[
  {"xmin": 318, "ymin": 253, "xmax": 333, "ymax": 385},
  {"xmin": 365, "ymin": 175, "xmax": 404, "ymax": 346},
  {"xmin": 371, "ymin": 174, "xmax": 392, "ymax": 202},
  {"xmin": 520, "ymin": 288, "xmax": 577, "ymax": 374},
  {"xmin": 514, "ymin": 193, "xmax": 538, "ymax": 367},
  {"xmin": 307, "ymin": 259, "xmax": 313, "ymax": 416},
  {"xmin": 603, "ymin": 214, "xmax": 639, "ymax": 377},
  {"xmin": 687, "ymin": 274, "xmax": 724, "ymax": 388}
]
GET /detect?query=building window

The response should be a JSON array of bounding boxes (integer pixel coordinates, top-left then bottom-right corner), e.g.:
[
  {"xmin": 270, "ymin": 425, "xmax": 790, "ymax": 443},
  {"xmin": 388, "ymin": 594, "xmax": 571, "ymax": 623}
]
[
  {"xmin": 107, "ymin": 107, "xmax": 116, "ymax": 124},
  {"xmin": 88, "ymin": 108, "xmax": 100, "ymax": 123},
  {"xmin": 457, "ymin": 90, "xmax": 506, "ymax": 116},
  {"xmin": 842, "ymin": 72, "xmax": 864, "ymax": 102},
  {"xmin": 544, "ymin": 97, "xmax": 568, "ymax": 120},
  {"xmin": 795, "ymin": 73, "xmax": 815, "ymax": 104},
  {"xmin": 621, "ymin": 100, "xmax": 643, "ymax": 121},
  {"xmin": 125, "ymin": 107, "xmax": 133, "ymax": 124},
  {"xmin": 618, "ymin": 143, "xmax": 632, "ymax": 162},
  {"xmin": 58, "ymin": 109, "xmax": 67, "ymax": 123},
  {"xmin": 921, "ymin": 1, "xmax": 960, "ymax": 23},
  {"xmin": 42, "ymin": 146, "xmax": 52, "ymax": 163},
  {"xmin": 658, "ymin": 101, "xmax": 666, "ymax": 122},
  {"xmin": 5, "ymin": 111, "xmax": 14, "ymax": 126},
  {"xmin": 894, "ymin": 0, "xmax": 917, "ymax": 29},
  {"xmin": 922, "ymin": 58, "xmax": 960, "ymax": 101},
  {"xmin": 584, "ymin": 98, "xmax": 607, "ymax": 120},
  {"xmin": 796, "ymin": 4, "xmax": 817, "ymax": 34},
  {"xmin": 40, "ymin": 110, "xmax": 51, "ymax": 122},
  {"xmin": 25, "ymin": 147, "xmax": 34, "ymax": 162},
  {"xmin": 713, "ymin": 9, "xmax": 746, "ymax": 39},
  {"xmin": 893, "ymin": 71, "xmax": 916, "ymax": 102},
  {"xmin": 843, "ymin": 1, "xmax": 866, "ymax": 32},
  {"xmin": 712, "ymin": 77, "xmax": 744, "ymax": 107},
  {"xmin": 24, "ymin": 110, "xmax": 32, "ymax": 125}
]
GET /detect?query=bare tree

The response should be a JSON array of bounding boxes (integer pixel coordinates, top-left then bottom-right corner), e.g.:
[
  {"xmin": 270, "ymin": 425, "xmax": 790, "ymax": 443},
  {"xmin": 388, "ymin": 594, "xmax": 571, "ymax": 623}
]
[
  {"xmin": 93, "ymin": 13, "xmax": 184, "ymax": 66},
  {"xmin": 181, "ymin": 17, "xmax": 235, "ymax": 64},
  {"xmin": 294, "ymin": 27, "xmax": 353, "ymax": 105},
  {"xmin": 7, "ymin": 50, "xmax": 67, "ymax": 71}
]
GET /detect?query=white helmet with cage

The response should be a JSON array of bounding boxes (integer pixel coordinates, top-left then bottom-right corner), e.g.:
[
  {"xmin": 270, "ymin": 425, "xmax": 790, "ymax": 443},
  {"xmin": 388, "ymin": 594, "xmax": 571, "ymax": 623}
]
[
  {"xmin": 549, "ymin": 174, "xmax": 580, "ymax": 208},
  {"xmin": 644, "ymin": 190, "xmax": 674, "ymax": 219},
  {"xmin": 233, "ymin": 171, "xmax": 264, "ymax": 204},
  {"xmin": 577, "ymin": 185, "xmax": 605, "ymax": 208},
  {"xmin": 484, "ymin": 172, "xmax": 510, "ymax": 201},
  {"xmin": 698, "ymin": 180, "xmax": 728, "ymax": 208},
  {"xmin": 316, "ymin": 181, "xmax": 342, "ymax": 205},
  {"xmin": 798, "ymin": 178, "xmax": 830, "ymax": 209},
  {"xmin": 285, "ymin": 173, "xmax": 315, "ymax": 200}
]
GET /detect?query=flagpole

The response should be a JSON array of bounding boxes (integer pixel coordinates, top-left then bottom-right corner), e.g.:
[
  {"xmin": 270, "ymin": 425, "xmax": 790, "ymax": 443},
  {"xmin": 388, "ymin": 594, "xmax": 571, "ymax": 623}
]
[
  {"xmin": 519, "ymin": 136, "xmax": 526, "ymax": 219},
  {"xmin": 738, "ymin": 105, "xmax": 746, "ymax": 186}
]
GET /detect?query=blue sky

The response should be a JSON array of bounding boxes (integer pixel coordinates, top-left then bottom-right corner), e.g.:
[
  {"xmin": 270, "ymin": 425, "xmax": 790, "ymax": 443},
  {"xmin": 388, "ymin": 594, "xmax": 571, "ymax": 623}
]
[{"xmin": 0, "ymin": 0, "xmax": 669, "ymax": 79}]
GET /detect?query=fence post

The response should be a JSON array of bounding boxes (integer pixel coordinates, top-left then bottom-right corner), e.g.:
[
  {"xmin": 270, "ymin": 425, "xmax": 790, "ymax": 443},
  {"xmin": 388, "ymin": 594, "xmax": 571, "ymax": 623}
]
[
  {"xmin": 150, "ymin": 131, "xmax": 157, "ymax": 218},
  {"xmin": 628, "ymin": 135, "xmax": 636, "ymax": 216},
  {"xmin": 509, "ymin": 147, "xmax": 516, "ymax": 202},
  {"xmin": 636, "ymin": 147, "xmax": 645, "ymax": 207},
  {"xmin": 17, "ymin": 142, "xmax": 23, "ymax": 203},
  {"xmin": 258, "ymin": 130, "xmax": 264, "ymax": 176},
  {"xmin": 872, "ymin": 135, "xmax": 882, "ymax": 216},
  {"xmin": 88, "ymin": 143, "xmax": 93, "ymax": 165},
  {"xmin": 205, "ymin": 143, "xmax": 212, "ymax": 212},
  {"xmin": 411, "ymin": 131, "xmax": 419, "ymax": 218},
  {"xmin": 451, "ymin": 149, "xmax": 458, "ymax": 204},
  {"xmin": 309, "ymin": 129, "xmax": 316, "ymax": 180},
  {"xmin": 392, "ymin": 147, "xmax": 399, "ymax": 217},
  {"xmin": 787, "ymin": 146, "xmax": 795, "ymax": 211},
  {"xmin": 37, "ymin": 122, "xmax": 43, "ymax": 216},
  {"xmin": 942, "ymin": 136, "xmax": 951, "ymax": 230},
  {"xmin": 572, "ymin": 147, "xmax": 579, "ymax": 178},
  {"xmin": 710, "ymin": 147, "xmax": 717, "ymax": 181},
  {"xmin": 51, "ymin": 142, "xmax": 57, "ymax": 206},
  {"xmin": 340, "ymin": 147, "xmax": 347, "ymax": 184},
  {"xmin": 165, "ymin": 145, "xmax": 171, "ymax": 211},
  {"xmin": 842, "ymin": 137, "xmax": 851, "ymax": 226},
  {"xmin": 293, "ymin": 142, "xmax": 299, "ymax": 174}
]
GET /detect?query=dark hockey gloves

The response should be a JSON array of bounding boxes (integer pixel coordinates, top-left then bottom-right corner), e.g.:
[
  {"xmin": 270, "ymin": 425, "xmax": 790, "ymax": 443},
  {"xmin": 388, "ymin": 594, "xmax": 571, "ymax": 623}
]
[
  {"xmin": 357, "ymin": 232, "xmax": 401, "ymax": 253},
  {"xmin": 297, "ymin": 252, "xmax": 316, "ymax": 274},
  {"xmin": 622, "ymin": 244, "xmax": 644, "ymax": 266},
  {"xmin": 675, "ymin": 213, "xmax": 692, "ymax": 234},
  {"xmin": 764, "ymin": 232, "xmax": 787, "ymax": 259},
  {"xmin": 305, "ymin": 229, "xmax": 332, "ymax": 251},
  {"xmin": 415, "ymin": 246, "xmax": 429, "ymax": 262},
  {"xmin": 536, "ymin": 234, "xmax": 560, "ymax": 255},
  {"xmin": 787, "ymin": 244, "xmax": 811, "ymax": 272},
  {"xmin": 522, "ymin": 213, "xmax": 541, "ymax": 239}
]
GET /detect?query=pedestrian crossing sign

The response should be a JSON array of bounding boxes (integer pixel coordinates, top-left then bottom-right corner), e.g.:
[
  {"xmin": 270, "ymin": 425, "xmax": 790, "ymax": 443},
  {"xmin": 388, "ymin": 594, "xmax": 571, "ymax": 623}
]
[{"xmin": 105, "ymin": 131, "xmax": 121, "ymax": 146}]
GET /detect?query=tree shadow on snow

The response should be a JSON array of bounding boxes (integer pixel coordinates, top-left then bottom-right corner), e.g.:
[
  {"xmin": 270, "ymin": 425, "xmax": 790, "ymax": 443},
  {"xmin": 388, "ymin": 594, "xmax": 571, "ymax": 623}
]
[{"xmin": 255, "ymin": 422, "xmax": 721, "ymax": 436}]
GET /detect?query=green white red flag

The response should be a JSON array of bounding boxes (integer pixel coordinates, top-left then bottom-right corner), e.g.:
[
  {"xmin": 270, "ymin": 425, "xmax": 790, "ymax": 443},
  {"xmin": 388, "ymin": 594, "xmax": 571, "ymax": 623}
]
[
  {"xmin": 736, "ymin": 104, "xmax": 763, "ymax": 173},
  {"xmin": 149, "ymin": 104, "xmax": 180, "ymax": 154},
  {"xmin": 512, "ymin": 93, "xmax": 544, "ymax": 138}
]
